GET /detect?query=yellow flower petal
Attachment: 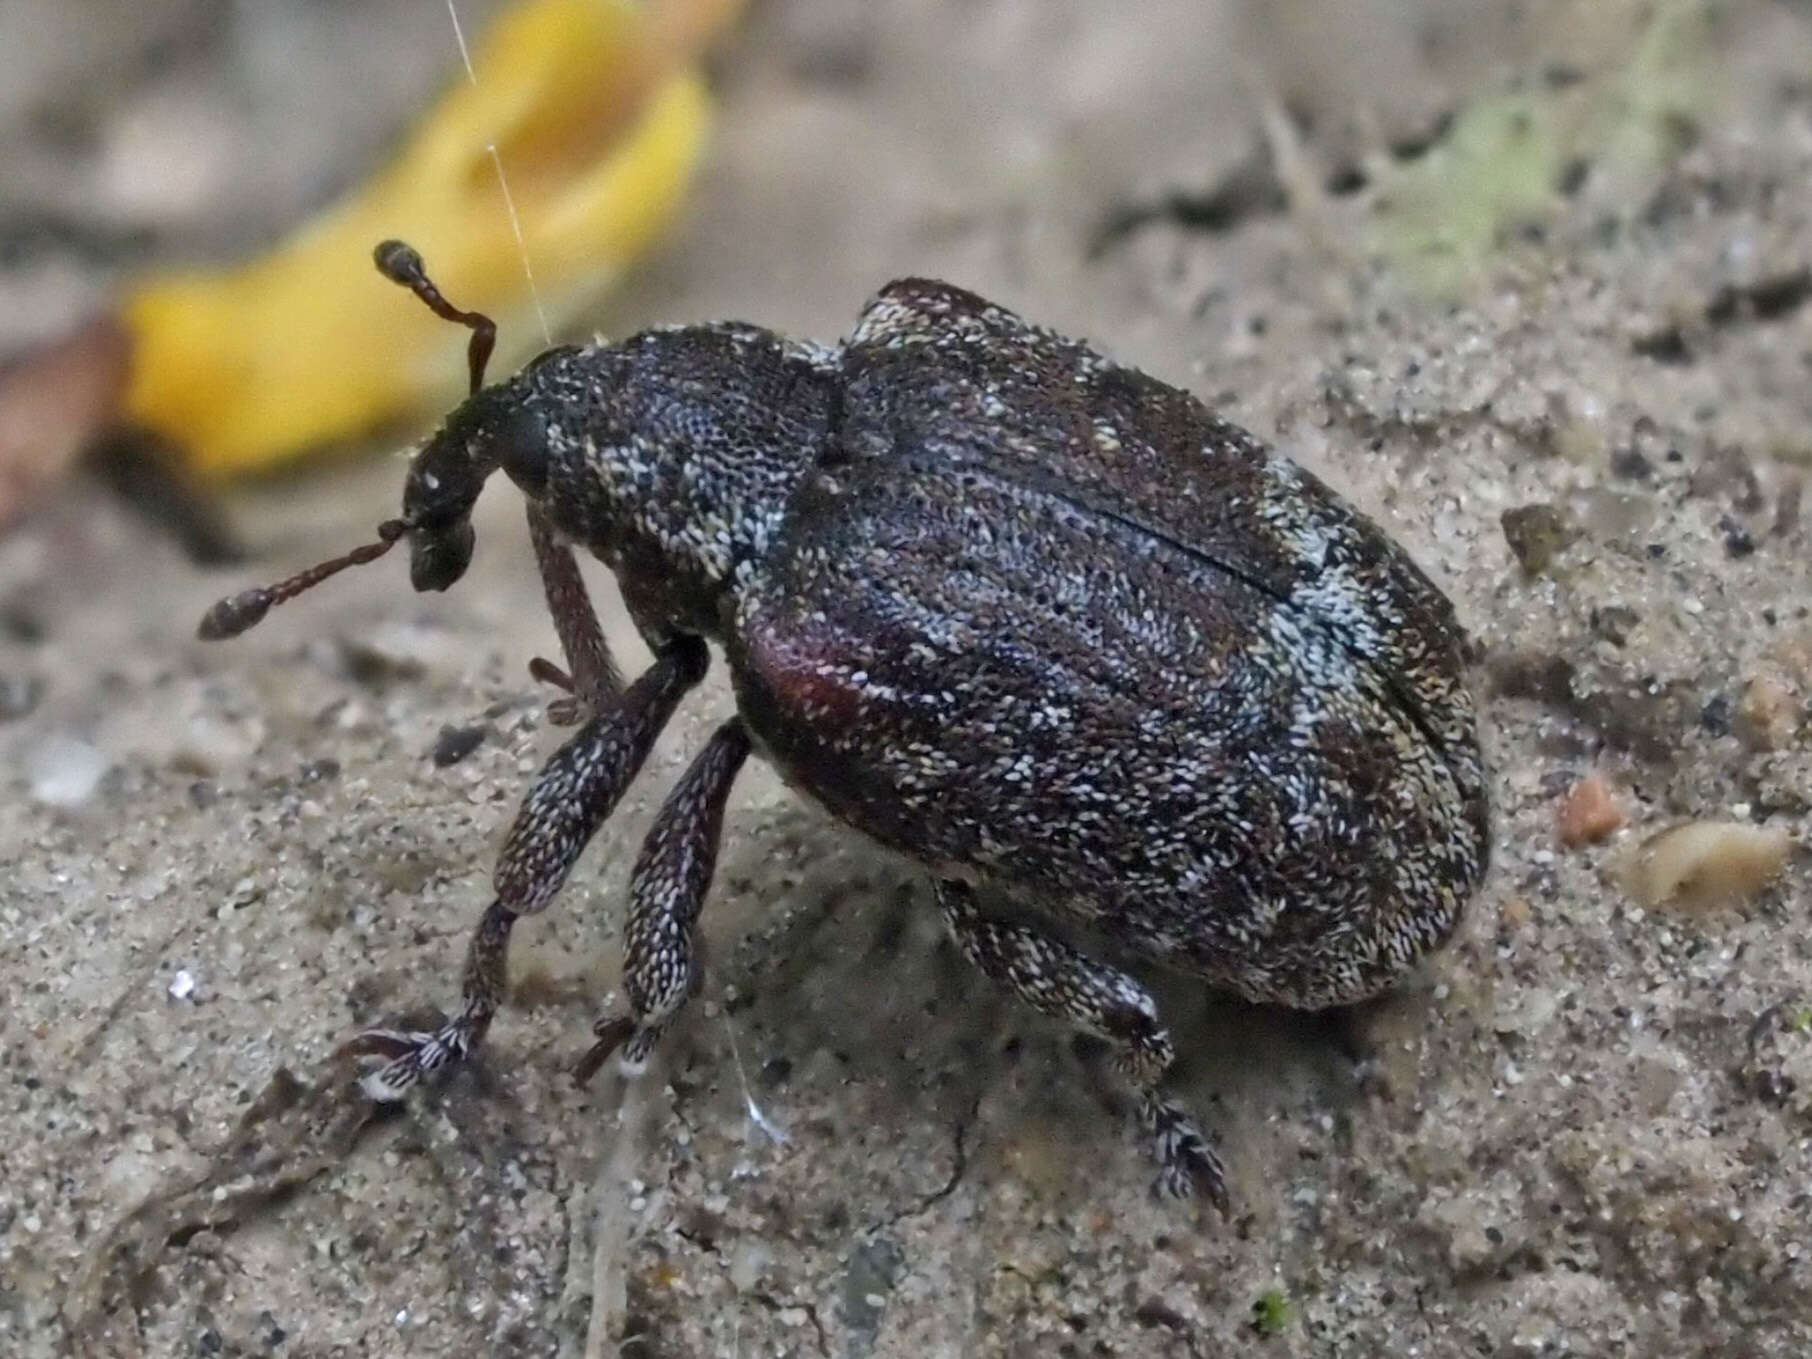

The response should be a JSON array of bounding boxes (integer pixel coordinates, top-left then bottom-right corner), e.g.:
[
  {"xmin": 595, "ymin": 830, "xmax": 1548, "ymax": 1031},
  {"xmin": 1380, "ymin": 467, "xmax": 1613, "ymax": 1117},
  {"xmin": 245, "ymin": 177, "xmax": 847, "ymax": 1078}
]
[{"xmin": 123, "ymin": 0, "xmax": 736, "ymax": 478}]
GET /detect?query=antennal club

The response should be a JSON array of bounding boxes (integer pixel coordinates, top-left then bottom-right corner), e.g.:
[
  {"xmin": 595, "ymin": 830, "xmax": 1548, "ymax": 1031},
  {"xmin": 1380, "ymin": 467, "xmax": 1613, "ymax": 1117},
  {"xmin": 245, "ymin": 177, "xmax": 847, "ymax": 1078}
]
[
  {"xmin": 374, "ymin": 239, "xmax": 496, "ymax": 394},
  {"xmin": 197, "ymin": 519, "xmax": 409, "ymax": 640}
]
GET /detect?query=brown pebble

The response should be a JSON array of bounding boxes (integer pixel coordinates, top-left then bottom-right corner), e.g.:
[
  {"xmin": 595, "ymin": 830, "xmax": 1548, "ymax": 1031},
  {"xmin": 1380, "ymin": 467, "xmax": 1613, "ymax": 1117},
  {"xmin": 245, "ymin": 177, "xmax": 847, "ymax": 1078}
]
[
  {"xmin": 1775, "ymin": 631, "xmax": 1812, "ymax": 689},
  {"xmin": 1500, "ymin": 897, "xmax": 1533, "ymax": 929},
  {"xmin": 1557, "ymin": 774, "xmax": 1623, "ymax": 847},
  {"xmin": 1736, "ymin": 672, "xmax": 1801, "ymax": 751},
  {"xmin": 1501, "ymin": 503, "xmax": 1580, "ymax": 576}
]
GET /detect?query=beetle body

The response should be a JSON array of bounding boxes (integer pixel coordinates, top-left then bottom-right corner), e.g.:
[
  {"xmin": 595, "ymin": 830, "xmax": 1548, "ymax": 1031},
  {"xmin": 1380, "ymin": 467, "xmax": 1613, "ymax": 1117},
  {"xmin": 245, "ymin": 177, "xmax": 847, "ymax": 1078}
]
[
  {"xmin": 211, "ymin": 268, "xmax": 1488, "ymax": 1207},
  {"xmin": 458, "ymin": 278, "xmax": 1487, "ymax": 1006}
]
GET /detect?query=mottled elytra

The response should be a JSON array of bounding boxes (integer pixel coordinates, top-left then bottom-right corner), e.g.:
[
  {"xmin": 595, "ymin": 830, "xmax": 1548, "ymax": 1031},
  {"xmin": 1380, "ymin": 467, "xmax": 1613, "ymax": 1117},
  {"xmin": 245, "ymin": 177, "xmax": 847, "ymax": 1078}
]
[{"xmin": 200, "ymin": 241, "xmax": 1489, "ymax": 1210}]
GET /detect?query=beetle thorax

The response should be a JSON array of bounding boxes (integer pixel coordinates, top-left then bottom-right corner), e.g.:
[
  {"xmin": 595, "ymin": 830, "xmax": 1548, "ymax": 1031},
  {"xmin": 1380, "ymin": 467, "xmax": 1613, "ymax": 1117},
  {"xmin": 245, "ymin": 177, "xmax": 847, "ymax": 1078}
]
[{"xmin": 520, "ymin": 326, "xmax": 841, "ymax": 634}]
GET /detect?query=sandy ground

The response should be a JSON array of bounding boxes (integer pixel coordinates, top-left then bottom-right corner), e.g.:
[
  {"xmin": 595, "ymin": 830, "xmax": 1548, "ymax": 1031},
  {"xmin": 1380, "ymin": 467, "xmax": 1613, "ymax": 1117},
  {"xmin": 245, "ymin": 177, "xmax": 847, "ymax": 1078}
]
[{"xmin": 5, "ymin": 1, "xmax": 1812, "ymax": 1355}]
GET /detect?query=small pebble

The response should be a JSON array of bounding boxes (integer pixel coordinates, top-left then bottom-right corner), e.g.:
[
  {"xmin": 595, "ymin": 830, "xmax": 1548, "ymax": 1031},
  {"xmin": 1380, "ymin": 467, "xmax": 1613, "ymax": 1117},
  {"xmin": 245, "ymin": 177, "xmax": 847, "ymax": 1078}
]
[
  {"xmin": 28, "ymin": 734, "xmax": 108, "ymax": 807},
  {"xmin": 1719, "ymin": 516, "xmax": 1757, "ymax": 558},
  {"xmin": 1699, "ymin": 692, "xmax": 1733, "ymax": 736},
  {"xmin": 1590, "ymin": 605, "xmax": 1640, "ymax": 646},
  {"xmin": 432, "ymin": 723, "xmax": 487, "ymax": 767},
  {"xmin": 1501, "ymin": 503, "xmax": 1579, "ymax": 575},
  {"xmin": 1609, "ymin": 447, "xmax": 1652, "ymax": 480},
  {"xmin": 1735, "ymin": 672, "xmax": 1800, "ymax": 751},
  {"xmin": 0, "ymin": 673, "xmax": 43, "ymax": 721},
  {"xmin": 1557, "ymin": 775, "xmax": 1623, "ymax": 847},
  {"xmin": 168, "ymin": 969, "xmax": 197, "ymax": 1001},
  {"xmin": 729, "ymin": 1239, "xmax": 771, "ymax": 1291}
]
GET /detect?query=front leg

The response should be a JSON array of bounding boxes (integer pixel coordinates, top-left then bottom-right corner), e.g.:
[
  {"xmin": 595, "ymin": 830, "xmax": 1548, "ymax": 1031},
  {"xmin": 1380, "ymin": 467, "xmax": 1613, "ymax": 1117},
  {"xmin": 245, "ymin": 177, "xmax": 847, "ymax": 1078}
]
[
  {"xmin": 574, "ymin": 718, "xmax": 751, "ymax": 1082},
  {"xmin": 351, "ymin": 636, "xmax": 708, "ymax": 1100},
  {"xmin": 526, "ymin": 503, "xmax": 621, "ymax": 724},
  {"xmin": 936, "ymin": 880, "xmax": 1228, "ymax": 1209}
]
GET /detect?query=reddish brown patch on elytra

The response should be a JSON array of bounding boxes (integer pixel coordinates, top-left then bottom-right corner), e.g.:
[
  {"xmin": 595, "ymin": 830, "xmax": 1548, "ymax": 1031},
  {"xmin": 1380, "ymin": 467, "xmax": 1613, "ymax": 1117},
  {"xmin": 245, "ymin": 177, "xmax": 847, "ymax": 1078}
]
[{"xmin": 741, "ymin": 611, "xmax": 875, "ymax": 726}]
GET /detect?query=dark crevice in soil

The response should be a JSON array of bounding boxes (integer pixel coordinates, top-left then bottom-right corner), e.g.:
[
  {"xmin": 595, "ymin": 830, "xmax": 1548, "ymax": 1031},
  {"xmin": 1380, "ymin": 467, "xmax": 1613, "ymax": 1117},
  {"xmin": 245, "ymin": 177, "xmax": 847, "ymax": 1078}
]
[
  {"xmin": 1631, "ymin": 265, "xmax": 1812, "ymax": 364},
  {"xmin": 1089, "ymin": 142, "xmax": 1287, "ymax": 256}
]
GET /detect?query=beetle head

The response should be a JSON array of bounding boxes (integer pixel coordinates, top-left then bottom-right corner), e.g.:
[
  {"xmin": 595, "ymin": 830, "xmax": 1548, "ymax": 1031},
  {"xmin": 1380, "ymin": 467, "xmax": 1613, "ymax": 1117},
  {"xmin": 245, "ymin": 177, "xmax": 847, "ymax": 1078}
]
[
  {"xmin": 397, "ymin": 396, "xmax": 494, "ymax": 591},
  {"xmin": 195, "ymin": 240, "xmax": 512, "ymax": 639}
]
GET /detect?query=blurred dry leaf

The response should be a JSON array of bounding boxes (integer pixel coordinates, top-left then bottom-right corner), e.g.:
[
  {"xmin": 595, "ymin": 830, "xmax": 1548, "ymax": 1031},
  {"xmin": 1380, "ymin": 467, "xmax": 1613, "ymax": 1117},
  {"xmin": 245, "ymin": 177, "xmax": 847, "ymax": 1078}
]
[{"xmin": 0, "ymin": 315, "xmax": 129, "ymax": 524}]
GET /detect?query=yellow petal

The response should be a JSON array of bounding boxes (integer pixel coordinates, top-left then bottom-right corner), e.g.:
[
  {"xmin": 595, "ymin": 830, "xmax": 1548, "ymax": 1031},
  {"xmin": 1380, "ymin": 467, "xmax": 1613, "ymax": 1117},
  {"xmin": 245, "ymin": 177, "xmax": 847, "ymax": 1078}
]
[{"xmin": 123, "ymin": 0, "xmax": 737, "ymax": 479}]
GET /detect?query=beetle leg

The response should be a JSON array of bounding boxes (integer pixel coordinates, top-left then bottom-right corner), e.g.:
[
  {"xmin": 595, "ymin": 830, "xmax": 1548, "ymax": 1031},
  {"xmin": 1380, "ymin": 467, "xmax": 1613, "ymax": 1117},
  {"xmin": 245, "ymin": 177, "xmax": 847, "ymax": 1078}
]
[
  {"xmin": 347, "ymin": 899, "xmax": 513, "ymax": 1096},
  {"xmin": 575, "ymin": 718, "xmax": 751, "ymax": 1082},
  {"xmin": 350, "ymin": 637, "xmax": 708, "ymax": 1101},
  {"xmin": 935, "ymin": 880, "xmax": 1229, "ymax": 1211},
  {"xmin": 527, "ymin": 503, "xmax": 621, "ymax": 724}
]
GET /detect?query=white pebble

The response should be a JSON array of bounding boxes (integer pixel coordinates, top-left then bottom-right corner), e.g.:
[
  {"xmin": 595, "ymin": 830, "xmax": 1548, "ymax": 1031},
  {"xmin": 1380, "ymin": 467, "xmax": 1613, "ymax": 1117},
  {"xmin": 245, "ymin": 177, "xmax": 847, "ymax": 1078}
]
[{"xmin": 28, "ymin": 734, "xmax": 108, "ymax": 807}]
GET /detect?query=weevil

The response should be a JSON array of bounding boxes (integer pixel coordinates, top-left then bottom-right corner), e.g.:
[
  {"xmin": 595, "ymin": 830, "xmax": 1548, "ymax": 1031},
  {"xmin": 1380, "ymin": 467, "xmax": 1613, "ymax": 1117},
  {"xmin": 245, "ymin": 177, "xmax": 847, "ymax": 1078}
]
[{"xmin": 200, "ymin": 241, "xmax": 1490, "ymax": 1208}]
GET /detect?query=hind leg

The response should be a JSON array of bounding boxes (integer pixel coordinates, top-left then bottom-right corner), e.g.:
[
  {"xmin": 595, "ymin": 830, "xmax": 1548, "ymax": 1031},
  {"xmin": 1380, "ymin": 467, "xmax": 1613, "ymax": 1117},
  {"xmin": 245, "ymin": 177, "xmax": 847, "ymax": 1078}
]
[{"xmin": 936, "ymin": 880, "xmax": 1227, "ymax": 1209}]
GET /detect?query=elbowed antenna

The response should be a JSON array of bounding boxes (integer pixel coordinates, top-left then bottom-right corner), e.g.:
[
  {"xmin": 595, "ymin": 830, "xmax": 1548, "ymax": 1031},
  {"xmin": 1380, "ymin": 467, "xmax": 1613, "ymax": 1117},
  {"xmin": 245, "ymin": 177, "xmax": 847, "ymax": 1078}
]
[
  {"xmin": 374, "ymin": 239, "xmax": 496, "ymax": 395},
  {"xmin": 197, "ymin": 243, "xmax": 500, "ymax": 641},
  {"xmin": 197, "ymin": 519, "xmax": 409, "ymax": 639}
]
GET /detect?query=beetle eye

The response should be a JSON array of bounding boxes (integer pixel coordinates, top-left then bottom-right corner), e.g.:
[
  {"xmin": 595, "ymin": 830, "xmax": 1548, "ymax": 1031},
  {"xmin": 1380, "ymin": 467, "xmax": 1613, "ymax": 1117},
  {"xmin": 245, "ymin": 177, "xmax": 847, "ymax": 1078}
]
[{"xmin": 494, "ymin": 405, "xmax": 549, "ymax": 496}]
